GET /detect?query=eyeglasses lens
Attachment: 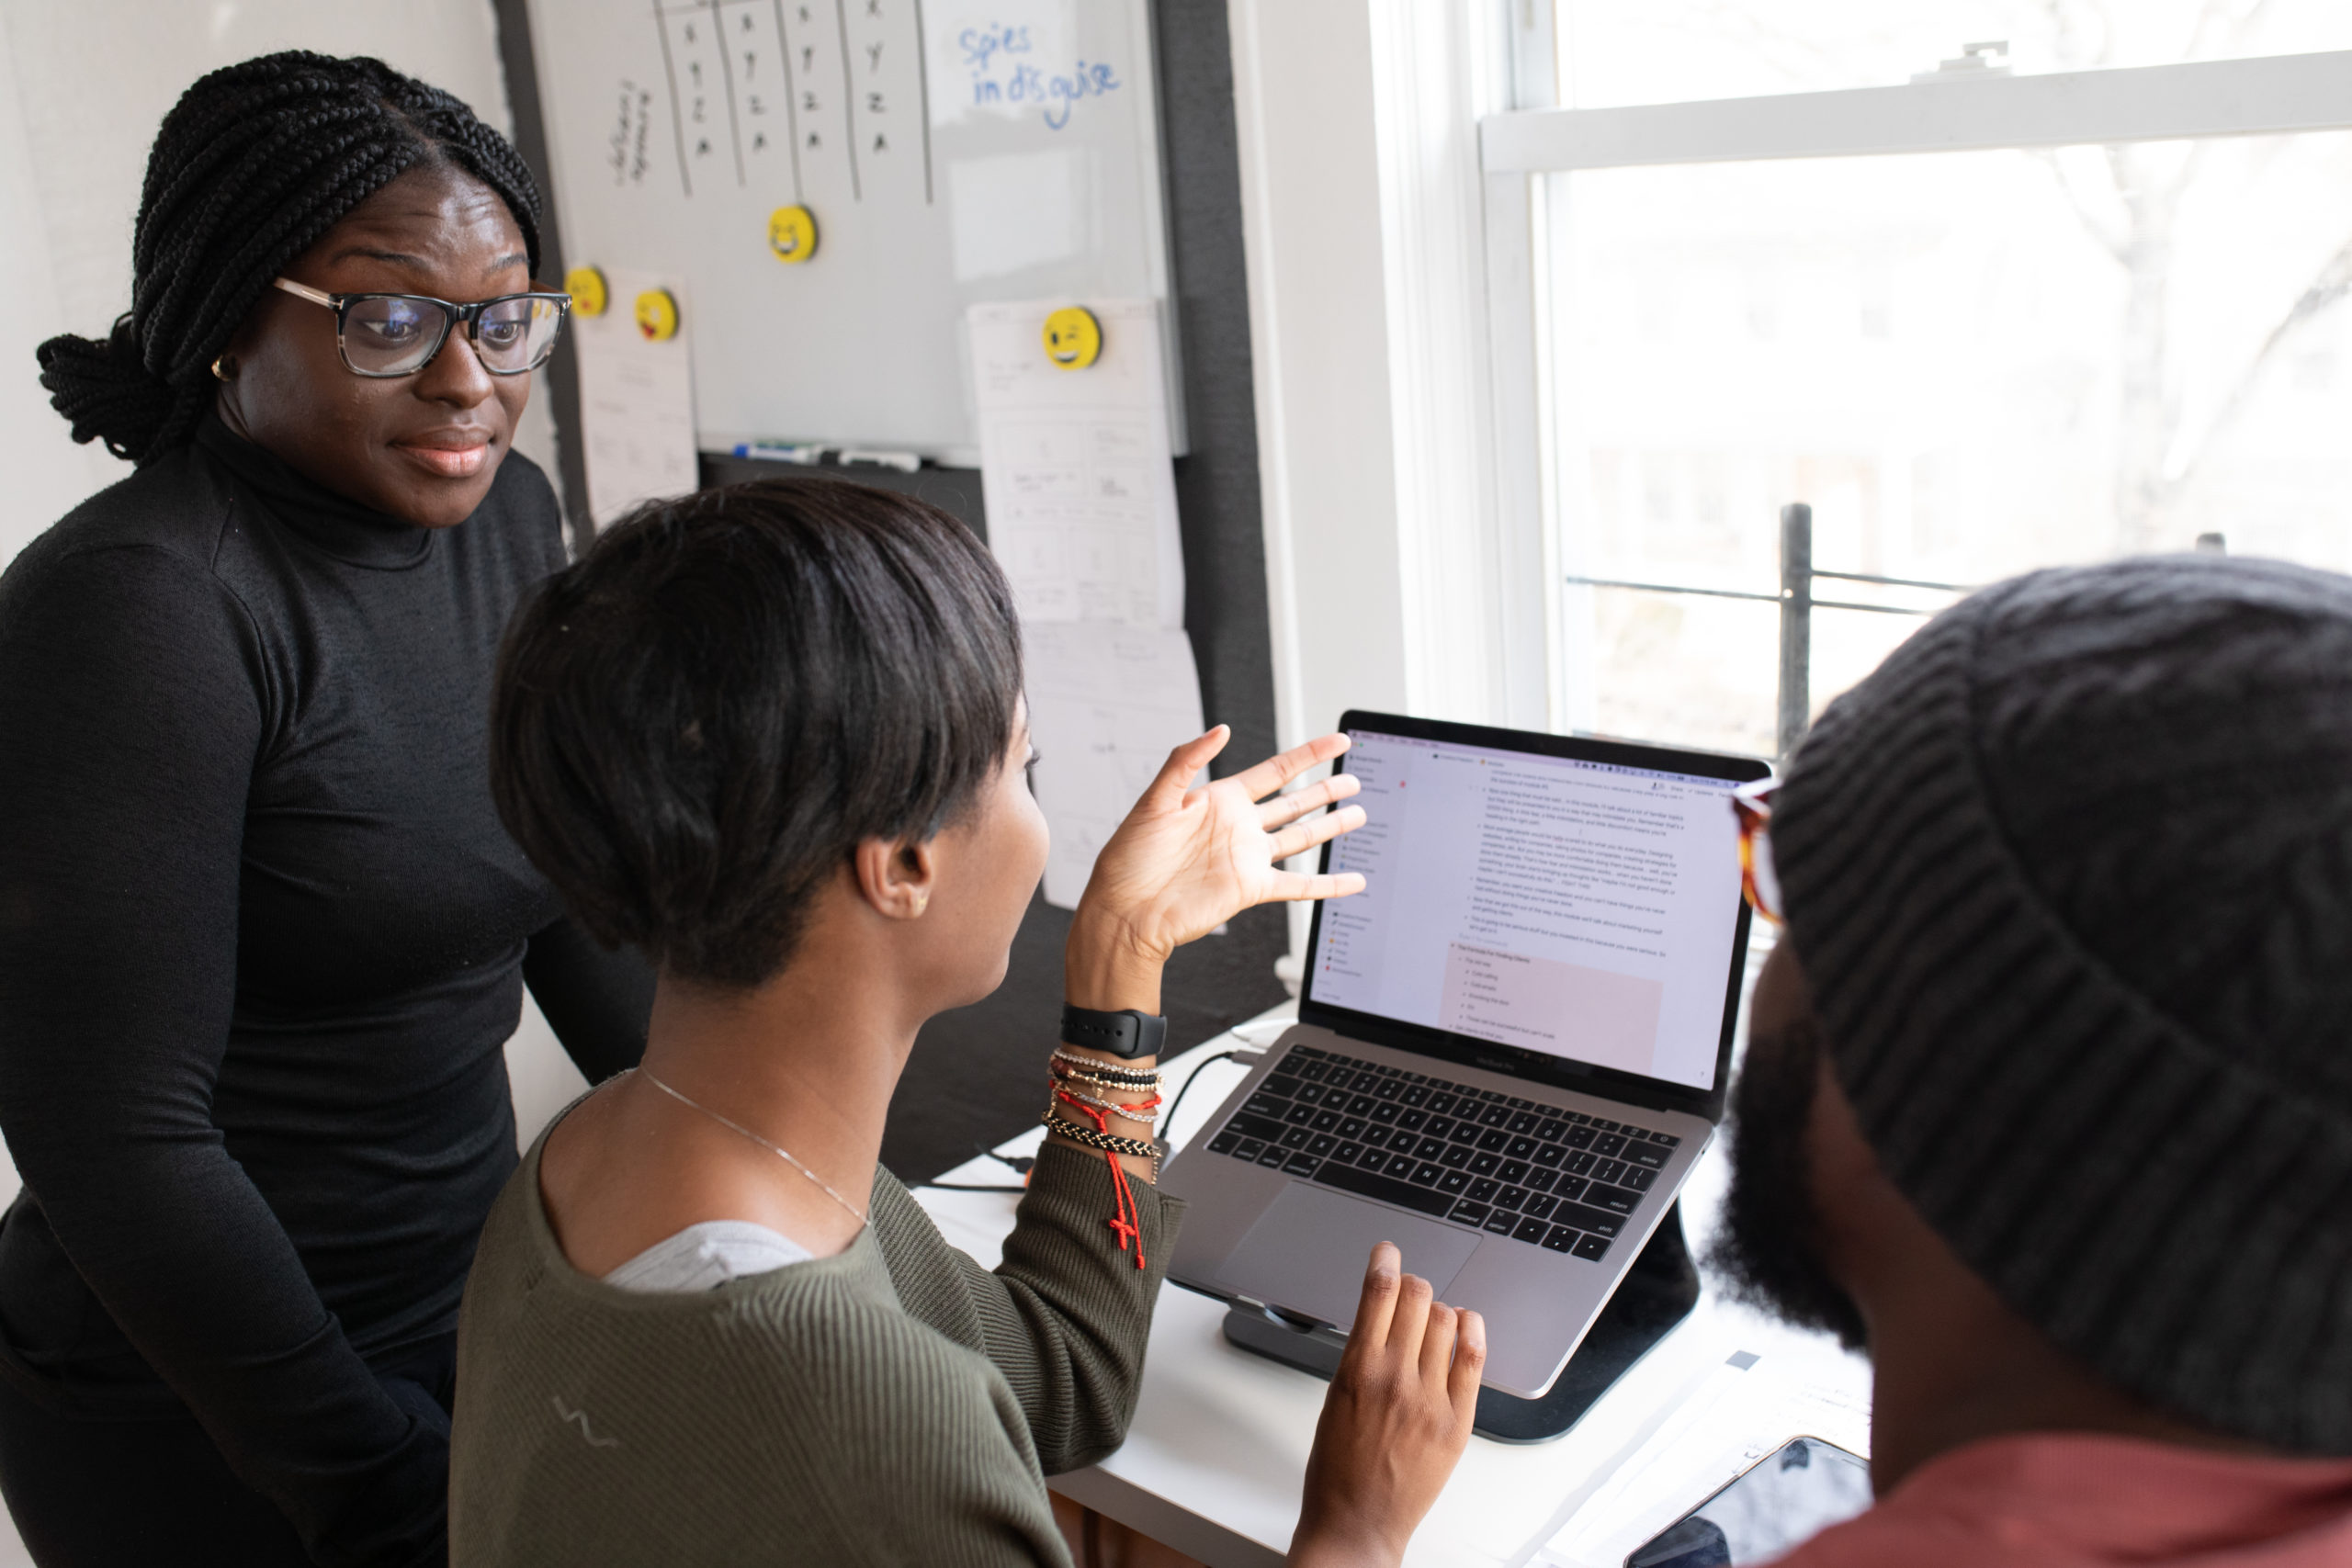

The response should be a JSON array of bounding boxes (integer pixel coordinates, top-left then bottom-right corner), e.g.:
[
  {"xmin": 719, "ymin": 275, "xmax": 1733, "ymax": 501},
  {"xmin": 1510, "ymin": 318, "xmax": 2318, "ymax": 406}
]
[
  {"xmin": 1747, "ymin": 829, "xmax": 1782, "ymax": 922},
  {"xmin": 1732, "ymin": 785, "xmax": 1784, "ymax": 924},
  {"xmin": 344, "ymin": 296, "xmax": 444, "ymax": 375},
  {"xmin": 475, "ymin": 296, "xmax": 564, "ymax": 372}
]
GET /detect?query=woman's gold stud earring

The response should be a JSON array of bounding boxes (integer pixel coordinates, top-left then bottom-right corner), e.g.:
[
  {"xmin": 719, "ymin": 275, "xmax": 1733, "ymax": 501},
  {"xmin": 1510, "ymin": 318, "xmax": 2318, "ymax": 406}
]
[{"xmin": 210, "ymin": 355, "xmax": 236, "ymax": 382}]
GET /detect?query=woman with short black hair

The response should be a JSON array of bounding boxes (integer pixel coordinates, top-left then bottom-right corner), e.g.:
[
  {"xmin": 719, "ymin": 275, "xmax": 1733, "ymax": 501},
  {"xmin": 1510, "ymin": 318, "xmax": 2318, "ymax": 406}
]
[
  {"xmin": 452, "ymin": 479, "xmax": 1486, "ymax": 1566},
  {"xmin": 0, "ymin": 52, "xmax": 650, "ymax": 1565}
]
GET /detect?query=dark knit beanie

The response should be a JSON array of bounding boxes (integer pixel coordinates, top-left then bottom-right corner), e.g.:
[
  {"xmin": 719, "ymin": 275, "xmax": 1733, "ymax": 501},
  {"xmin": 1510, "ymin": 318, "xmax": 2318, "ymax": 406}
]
[{"xmin": 1773, "ymin": 554, "xmax": 2352, "ymax": 1453}]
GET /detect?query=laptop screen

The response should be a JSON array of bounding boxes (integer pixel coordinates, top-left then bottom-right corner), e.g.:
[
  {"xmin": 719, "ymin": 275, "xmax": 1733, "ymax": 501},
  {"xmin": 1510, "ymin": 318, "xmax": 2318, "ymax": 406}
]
[{"xmin": 1305, "ymin": 725, "xmax": 1754, "ymax": 1093}]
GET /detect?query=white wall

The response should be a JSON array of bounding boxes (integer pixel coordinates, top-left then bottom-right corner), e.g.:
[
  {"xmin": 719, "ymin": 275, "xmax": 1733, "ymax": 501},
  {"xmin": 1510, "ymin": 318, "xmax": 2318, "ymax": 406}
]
[
  {"xmin": 1227, "ymin": 0, "xmax": 1538, "ymax": 967},
  {"xmin": 1227, "ymin": 0, "xmax": 1412, "ymax": 750},
  {"xmin": 0, "ymin": 40, "xmax": 117, "ymax": 568},
  {"xmin": 0, "ymin": 0, "xmax": 560, "ymax": 573},
  {"xmin": 507, "ymin": 995, "xmax": 590, "ymax": 1150},
  {"xmin": 1228, "ymin": 0, "xmax": 1540, "ymax": 744}
]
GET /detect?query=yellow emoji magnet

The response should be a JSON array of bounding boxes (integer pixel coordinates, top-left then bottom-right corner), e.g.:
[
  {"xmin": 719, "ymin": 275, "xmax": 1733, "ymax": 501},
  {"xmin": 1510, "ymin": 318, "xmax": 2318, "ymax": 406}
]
[
  {"xmin": 1043, "ymin": 306, "xmax": 1102, "ymax": 369},
  {"xmin": 634, "ymin": 287, "xmax": 681, "ymax": 343},
  {"xmin": 767, "ymin": 204, "xmax": 819, "ymax": 264},
  {"xmin": 564, "ymin": 265, "xmax": 608, "ymax": 318}
]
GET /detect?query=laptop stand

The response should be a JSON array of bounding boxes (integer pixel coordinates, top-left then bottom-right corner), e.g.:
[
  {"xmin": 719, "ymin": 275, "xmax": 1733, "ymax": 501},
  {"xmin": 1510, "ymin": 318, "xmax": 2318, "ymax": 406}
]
[{"xmin": 1217, "ymin": 1202, "xmax": 1702, "ymax": 1444}]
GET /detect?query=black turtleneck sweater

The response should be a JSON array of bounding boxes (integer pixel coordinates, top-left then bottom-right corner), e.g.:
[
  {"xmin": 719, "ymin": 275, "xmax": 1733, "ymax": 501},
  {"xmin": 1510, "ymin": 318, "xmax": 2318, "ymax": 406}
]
[{"xmin": 0, "ymin": 418, "xmax": 651, "ymax": 1565}]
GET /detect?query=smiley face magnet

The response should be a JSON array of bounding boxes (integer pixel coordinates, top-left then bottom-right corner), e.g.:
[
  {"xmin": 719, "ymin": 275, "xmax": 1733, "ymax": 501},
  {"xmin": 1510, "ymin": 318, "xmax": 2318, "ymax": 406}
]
[
  {"xmin": 767, "ymin": 205, "xmax": 819, "ymax": 264},
  {"xmin": 563, "ymin": 265, "xmax": 608, "ymax": 318},
  {"xmin": 1042, "ymin": 306, "xmax": 1102, "ymax": 370},
  {"xmin": 634, "ymin": 287, "xmax": 681, "ymax": 343}
]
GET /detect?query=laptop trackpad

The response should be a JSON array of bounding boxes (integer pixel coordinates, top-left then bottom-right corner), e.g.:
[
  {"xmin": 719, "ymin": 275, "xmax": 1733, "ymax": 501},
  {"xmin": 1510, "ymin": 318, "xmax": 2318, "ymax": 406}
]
[{"xmin": 1218, "ymin": 1184, "xmax": 1484, "ymax": 1331}]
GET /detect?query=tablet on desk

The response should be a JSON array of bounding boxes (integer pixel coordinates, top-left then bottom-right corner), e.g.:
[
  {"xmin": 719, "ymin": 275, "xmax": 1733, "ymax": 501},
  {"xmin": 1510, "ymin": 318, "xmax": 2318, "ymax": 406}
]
[{"xmin": 1625, "ymin": 1436, "xmax": 1870, "ymax": 1567}]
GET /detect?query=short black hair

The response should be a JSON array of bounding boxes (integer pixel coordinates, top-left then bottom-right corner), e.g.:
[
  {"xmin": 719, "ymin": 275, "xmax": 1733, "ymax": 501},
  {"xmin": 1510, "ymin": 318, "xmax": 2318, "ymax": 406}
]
[
  {"xmin": 491, "ymin": 478, "xmax": 1023, "ymax": 988},
  {"xmin": 38, "ymin": 51, "xmax": 543, "ymax": 465}
]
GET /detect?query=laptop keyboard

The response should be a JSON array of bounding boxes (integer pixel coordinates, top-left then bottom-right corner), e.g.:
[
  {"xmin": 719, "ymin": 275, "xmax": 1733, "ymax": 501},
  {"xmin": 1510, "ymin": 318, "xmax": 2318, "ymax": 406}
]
[{"xmin": 1200, "ymin": 1044, "xmax": 1679, "ymax": 1263}]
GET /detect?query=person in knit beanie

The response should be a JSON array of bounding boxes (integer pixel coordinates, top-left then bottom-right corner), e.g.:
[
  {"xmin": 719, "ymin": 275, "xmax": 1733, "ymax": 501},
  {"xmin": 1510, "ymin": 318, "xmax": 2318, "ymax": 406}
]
[{"xmin": 1704, "ymin": 554, "xmax": 2352, "ymax": 1565}]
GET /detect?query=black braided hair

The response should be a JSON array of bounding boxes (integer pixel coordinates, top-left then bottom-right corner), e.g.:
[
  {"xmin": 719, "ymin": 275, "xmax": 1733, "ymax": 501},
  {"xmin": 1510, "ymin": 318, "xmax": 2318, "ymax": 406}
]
[{"xmin": 36, "ymin": 51, "xmax": 543, "ymax": 467}]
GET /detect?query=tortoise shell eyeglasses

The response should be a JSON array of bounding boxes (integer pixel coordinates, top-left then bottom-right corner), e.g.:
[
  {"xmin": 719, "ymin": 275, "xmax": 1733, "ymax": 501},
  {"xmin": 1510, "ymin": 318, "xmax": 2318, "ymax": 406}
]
[{"xmin": 1731, "ymin": 777, "xmax": 1782, "ymax": 926}]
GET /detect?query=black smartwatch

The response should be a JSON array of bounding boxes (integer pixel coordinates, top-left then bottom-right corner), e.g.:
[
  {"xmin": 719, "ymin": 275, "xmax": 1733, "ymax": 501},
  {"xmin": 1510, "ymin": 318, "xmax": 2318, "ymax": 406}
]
[{"xmin": 1059, "ymin": 1004, "xmax": 1167, "ymax": 1061}]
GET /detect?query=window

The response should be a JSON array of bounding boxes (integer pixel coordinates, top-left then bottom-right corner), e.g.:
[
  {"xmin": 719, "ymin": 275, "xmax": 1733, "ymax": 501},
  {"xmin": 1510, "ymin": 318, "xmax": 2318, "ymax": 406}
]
[
  {"xmin": 1558, "ymin": 1, "xmax": 2352, "ymax": 107},
  {"xmin": 1486, "ymin": 6, "xmax": 2352, "ymax": 758}
]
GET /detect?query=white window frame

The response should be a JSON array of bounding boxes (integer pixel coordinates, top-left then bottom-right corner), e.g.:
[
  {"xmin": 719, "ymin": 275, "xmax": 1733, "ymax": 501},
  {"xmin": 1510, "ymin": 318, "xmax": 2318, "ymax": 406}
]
[{"xmin": 1476, "ymin": 46, "xmax": 2352, "ymax": 730}]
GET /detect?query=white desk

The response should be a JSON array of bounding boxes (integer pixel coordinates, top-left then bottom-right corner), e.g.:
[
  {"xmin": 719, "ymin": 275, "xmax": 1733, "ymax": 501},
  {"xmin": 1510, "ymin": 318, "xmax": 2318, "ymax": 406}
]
[{"xmin": 912, "ymin": 976, "xmax": 1871, "ymax": 1568}]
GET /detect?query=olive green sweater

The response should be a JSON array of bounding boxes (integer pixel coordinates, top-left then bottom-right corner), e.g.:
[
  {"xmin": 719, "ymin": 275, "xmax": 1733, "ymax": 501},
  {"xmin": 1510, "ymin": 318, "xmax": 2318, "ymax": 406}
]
[{"xmin": 449, "ymin": 1134, "xmax": 1184, "ymax": 1566}]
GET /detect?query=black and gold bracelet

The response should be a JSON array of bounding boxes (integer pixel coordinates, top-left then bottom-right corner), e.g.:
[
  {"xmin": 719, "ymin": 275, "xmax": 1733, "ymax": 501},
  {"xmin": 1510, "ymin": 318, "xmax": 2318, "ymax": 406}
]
[
  {"xmin": 1053, "ymin": 1069, "xmax": 1164, "ymax": 1103},
  {"xmin": 1049, "ymin": 1048, "xmax": 1160, "ymax": 1089},
  {"xmin": 1040, "ymin": 1112, "xmax": 1161, "ymax": 1162}
]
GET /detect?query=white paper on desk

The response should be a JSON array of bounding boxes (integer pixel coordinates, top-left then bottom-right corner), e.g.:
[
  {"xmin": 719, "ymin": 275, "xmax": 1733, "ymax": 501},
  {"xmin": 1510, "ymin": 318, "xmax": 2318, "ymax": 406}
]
[
  {"xmin": 968, "ymin": 300, "xmax": 1185, "ymax": 629},
  {"xmin": 1025, "ymin": 621, "xmax": 1204, "ymax": 908},
  {"xmin": 573, "ymin": 268, "xmax": 697, "ymax": 527},
  {"xmin": 1529, "ymin": 1350, "xmax": 1871, "ymax": 1568}
]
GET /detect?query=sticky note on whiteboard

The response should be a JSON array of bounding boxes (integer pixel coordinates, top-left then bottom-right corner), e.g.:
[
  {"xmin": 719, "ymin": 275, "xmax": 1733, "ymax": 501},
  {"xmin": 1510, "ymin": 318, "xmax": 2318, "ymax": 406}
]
[
  {"xmin": 574, "ymin": 266, "xmax": 698, "ymax": 527},
  {"xmin": 1025, "ymin": 620, "xmax": 1204, "ymax": 908}
]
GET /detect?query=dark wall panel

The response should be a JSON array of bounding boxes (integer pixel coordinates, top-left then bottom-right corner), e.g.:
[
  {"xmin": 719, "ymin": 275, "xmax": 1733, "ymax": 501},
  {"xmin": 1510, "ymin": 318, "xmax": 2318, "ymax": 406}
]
[
  {"xmin": 489, "ymin": 0, "xmax": 594, "ymax": 545},
  {"xmin": 1159, "ymin": 0, "xmax": 1279, "ymax": 776}
]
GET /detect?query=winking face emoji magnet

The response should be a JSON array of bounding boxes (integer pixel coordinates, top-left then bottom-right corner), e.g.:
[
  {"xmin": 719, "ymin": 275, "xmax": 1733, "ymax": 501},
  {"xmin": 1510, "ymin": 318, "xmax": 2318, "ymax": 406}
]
[{"xmin": 1042, "ymin": 306, "xmax": 1102, "ymax": 369}]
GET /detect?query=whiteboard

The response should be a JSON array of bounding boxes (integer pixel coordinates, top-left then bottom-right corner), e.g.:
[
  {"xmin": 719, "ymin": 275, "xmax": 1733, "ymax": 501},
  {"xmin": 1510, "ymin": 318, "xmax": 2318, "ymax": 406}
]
[{"xmin": 526, "ymin": 0, "xmax": 1180, "ymax": 462}]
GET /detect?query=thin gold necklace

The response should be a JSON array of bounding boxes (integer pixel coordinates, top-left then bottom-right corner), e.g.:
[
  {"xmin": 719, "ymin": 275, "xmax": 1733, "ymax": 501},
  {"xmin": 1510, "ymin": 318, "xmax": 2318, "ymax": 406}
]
[{"xmin": 635, "ymin": 1068, "xmax": 870, "ymax": 1228}]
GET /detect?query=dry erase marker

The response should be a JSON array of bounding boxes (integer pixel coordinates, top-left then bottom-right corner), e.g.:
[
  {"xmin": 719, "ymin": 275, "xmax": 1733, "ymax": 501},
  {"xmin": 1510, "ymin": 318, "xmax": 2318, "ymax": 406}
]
[{"xmin": 732, "ymin": 441, "xmax": 825, "ymax": 463}]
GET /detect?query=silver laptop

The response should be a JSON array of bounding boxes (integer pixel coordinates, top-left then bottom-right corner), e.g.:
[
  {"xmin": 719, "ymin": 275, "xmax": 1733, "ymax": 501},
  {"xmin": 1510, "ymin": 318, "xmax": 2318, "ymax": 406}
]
[{"xmin": 1163, "ymin": 711, "xmax": 1767, "ymax": 1398}]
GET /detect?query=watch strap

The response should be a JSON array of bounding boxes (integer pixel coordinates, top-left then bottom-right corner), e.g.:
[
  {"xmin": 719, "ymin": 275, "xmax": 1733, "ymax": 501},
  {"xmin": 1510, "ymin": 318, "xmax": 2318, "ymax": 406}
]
[{"xmin": 1059, "ymin": 1004, "xmax": 1168, "ymax": 1061}]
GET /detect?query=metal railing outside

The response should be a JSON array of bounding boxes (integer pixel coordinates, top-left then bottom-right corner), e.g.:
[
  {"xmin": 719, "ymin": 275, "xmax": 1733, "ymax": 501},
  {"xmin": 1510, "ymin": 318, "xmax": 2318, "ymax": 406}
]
[{"xmin": 1563, "ymin": 502, "xmax": 1973, "ymax": 761}]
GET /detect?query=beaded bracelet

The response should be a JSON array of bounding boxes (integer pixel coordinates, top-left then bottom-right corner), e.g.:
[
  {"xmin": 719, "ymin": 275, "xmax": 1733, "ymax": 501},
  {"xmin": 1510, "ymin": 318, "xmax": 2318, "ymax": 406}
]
[
  {"xmin": 1042, "ymin": 1112, "xmax": 1162, "ymax": 1161},
  {"xmin": 1049, "ymin": 1058, "xmax": 1162, "ymax": 1094},
  {"xmin": 1051, "ymin": 1073, "xmax": 1160, "ymax": 1104},
  {"xmin": 1055, "ymin": 1081, "xmax": 1163, "ymax": 1123},
  {"xmin": 1052, "ymin": 1068, "xmax": 1166, "ymax": 1104},
  {"xmin": 1049, "ymin": 1048, "xmax": 1160, "ymax": 1087}
]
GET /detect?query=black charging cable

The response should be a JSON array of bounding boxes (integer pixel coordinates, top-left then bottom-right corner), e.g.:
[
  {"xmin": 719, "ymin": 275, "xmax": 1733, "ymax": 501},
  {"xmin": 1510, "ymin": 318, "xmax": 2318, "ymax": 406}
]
[
  {"xmin": 921, "ymin": 1143, "xmax": 1034, "ymax": 1193},
  {"xmin": 1161, "ymin": 1049, "xmax": 1238, "ymax": 1140}
]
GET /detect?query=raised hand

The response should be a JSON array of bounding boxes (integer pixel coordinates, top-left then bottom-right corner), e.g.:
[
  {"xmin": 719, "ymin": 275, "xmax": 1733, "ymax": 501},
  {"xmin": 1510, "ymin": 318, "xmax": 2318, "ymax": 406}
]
[
  {"xmin": 1083, "ymin": 724, "xmax": 1363, "ymax": 935},
  {"xmin": 1065, "ymin": 728, "xmax": 1367, "ymax": 1014},
  {"xmin": 1289, "ymin": 1244, "xmax": 1485, "ymax": 1568}
]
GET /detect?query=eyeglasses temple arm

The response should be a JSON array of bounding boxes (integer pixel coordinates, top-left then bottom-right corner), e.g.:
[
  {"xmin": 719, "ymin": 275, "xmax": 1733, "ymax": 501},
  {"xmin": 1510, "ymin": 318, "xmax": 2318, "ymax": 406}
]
[{"xmin": 271, "ymin": 277, "xmax": 337, "ymax": 309}]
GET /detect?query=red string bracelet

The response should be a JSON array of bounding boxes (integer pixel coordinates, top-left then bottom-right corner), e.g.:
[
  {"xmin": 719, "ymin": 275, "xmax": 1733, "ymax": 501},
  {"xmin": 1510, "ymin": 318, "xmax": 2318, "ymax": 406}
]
[{"xmin": 1046, "ymin": 1075, "xmax": 1163, "ymax": 1269}]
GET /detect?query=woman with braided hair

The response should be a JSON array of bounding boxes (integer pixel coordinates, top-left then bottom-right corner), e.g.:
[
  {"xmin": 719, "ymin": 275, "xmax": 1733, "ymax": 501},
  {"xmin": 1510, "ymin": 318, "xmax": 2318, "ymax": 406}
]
[{"xmin": 0, "ymin": 51, "xmax": 652, "ymax": 1565}]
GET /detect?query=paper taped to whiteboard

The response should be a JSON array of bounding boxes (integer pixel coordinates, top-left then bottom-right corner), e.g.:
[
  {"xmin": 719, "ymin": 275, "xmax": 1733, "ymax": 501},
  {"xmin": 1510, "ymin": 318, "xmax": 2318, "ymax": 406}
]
[
  {"xmin": 574, "ymin": 266, "xmax": 697, "ymax": 526},
  {"xmin": 968, "ymin": 299, "xmax": 1183, "ymax": 628},
  {"xmin": 1025, "ymin": 621, "xmax": 1204, "ymax": 910}
]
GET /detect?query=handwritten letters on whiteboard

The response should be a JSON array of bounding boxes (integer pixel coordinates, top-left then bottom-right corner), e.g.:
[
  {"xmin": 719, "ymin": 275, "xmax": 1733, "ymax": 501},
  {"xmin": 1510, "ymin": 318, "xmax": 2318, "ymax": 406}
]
[{"xmin": 650, "ymin": 0, "xmax": 930, "ymax": 204}]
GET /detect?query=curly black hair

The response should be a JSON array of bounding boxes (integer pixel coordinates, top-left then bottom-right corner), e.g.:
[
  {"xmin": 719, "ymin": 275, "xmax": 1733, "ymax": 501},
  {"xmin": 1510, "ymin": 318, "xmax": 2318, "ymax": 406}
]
[{"xmin": 35, "ymin": 51, "xmax": 543, "ymax": 466}]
